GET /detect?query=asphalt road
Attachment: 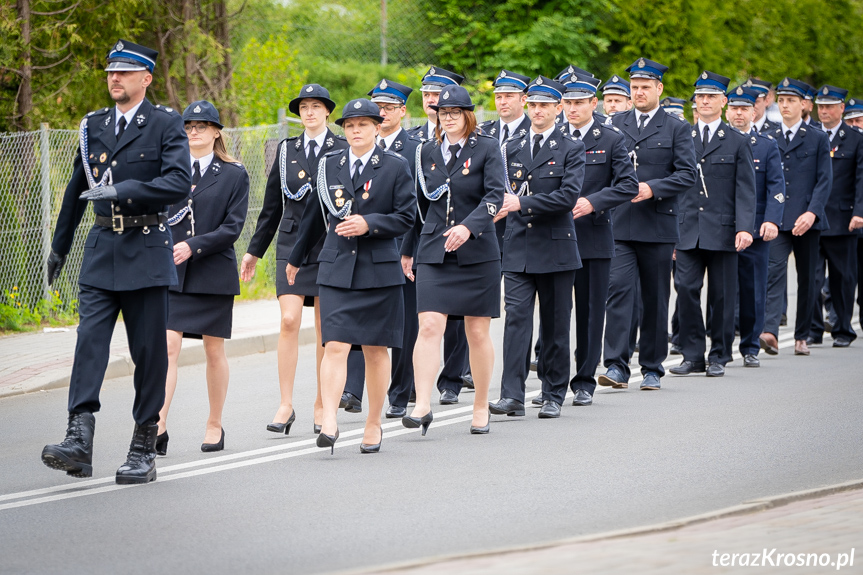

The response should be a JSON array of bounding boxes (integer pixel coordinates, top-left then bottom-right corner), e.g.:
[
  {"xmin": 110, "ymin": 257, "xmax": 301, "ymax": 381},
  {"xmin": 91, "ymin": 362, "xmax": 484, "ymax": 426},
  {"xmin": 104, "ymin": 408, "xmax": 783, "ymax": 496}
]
[{"xmin": 1, "ymin": 320, "xmax": 862, "ymax": 575}]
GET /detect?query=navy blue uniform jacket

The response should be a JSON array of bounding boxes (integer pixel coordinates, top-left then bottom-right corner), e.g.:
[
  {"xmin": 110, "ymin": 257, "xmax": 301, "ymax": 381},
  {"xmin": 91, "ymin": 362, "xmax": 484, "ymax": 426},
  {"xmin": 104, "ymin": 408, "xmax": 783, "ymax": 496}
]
[
  {"xmin": 768, "ymin": 123, "xmax": 833, "ymax": 231},
  {"xmin": 560, "ymin": 122, "xmax": 639, "ymax": 259},
  {"xmin": 288, "ymin": 148, "xmax": 415, "ymax": 289},
  {"xmin": 822, "ymin": 122, "xmax": 863, "ymax": 237},
  {"xmin": 246, "ymin": 129, "xmax": 347, "ymax": 263},
  {"xmin": 501, "ymin": 130, "xmax": 584, "ymax": 273},
  {"xmin": 51, "ymin": 99, "xmax": 191, "ymax": 290},
  {"xmin": 611, "ymin": 108, "xmax": 697, "ymax": 243},
  {"xmin": 747, "ymin": 128, "xmax": 785, "ymax": 238},
  {"xmin": 405, "ymin": 132, "xmax": 506, "ymax": 266},
  {"xmin": 168, "ymin": 159, "xmax": 249, "ymax": 294},
  {"xmin": 678, "ymin": 122, "xmax": 756, "ymax": 251}
]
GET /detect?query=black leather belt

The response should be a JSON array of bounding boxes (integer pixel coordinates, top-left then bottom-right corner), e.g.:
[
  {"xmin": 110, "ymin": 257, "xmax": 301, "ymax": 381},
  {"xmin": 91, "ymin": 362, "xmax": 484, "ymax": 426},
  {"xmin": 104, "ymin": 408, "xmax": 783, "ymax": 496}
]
[{"xmin": 94, "ymin": 213, "xmax": 167, "ymax": 233}]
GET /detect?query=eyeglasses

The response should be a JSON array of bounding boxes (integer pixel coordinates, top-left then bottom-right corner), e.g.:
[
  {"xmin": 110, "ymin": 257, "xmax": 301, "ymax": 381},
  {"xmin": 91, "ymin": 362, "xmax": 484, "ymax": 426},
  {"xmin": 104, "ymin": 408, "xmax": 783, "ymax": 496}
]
[
  {"xmin": 184, "ymin": 123, "xmax": 210, "ymax": 133},
  {"xmin": 379, "ymin": 105, "xmax": 404, "ymax": 114},
  {"xmin": 437, "ymin": 108, "xmax": 464, "ymax": 119}
]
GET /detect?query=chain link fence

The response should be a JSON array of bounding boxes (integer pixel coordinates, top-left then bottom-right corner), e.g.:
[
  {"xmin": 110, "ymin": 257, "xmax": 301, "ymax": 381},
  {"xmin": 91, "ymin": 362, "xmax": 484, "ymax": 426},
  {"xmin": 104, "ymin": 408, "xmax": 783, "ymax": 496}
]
[{"xmin": 0, "ymin": 112, "xmax": 500, "ymax": 318}]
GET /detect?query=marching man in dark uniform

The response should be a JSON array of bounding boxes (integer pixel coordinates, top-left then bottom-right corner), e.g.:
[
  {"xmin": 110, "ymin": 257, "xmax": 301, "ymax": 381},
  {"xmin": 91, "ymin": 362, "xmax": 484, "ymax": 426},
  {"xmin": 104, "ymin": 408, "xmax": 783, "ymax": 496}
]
[
  {"xmin": 559, "ymin": 70, "xmax": 638, "ymax": 405},
  {"xmin": 42, "ymin": 40, "xmax": 190, "ymax": 483},
  {"xmin": 843, "ymin": 99, "xmax": 863, "ymax": 327},
  {"xmin": 478, "ymin": 70, "xmax": 531, "ymax": 146},
  {"xmin": 367, "ymin": 78, "xmax": 422, "ymax": 418},
  {"xmin": 760, "ymin": 78, "xmax": 832, "ymax": 357},
  {"xmin": 811, "ymin": 85, "xmax": 863, "ymax": 347},
  {"xmin": 600, "ymin": 75, "xmax": 632, "ymax": 117},
  {"xmin": 489, "ymin": 77, "xmax": 584, "ymax": 419},
  {"xmin": 724, "ymin": 85, "xmax": 785, "ymax": 368},
  {"xmin": 669, "ymin": 72, "xmax": 756, "ymax": 378},
  {"xmin": 599, "ymin": 58, "xmax": 697, "ymax": 391},
  {"xmin": 748, "ymin": 79, "xmax": 778, "ymax": 134}
]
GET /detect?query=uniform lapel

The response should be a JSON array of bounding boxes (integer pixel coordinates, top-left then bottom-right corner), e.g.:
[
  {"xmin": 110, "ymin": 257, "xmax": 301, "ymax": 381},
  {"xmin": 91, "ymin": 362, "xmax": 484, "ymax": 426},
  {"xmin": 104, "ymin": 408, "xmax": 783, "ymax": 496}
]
[
  {"xmin": 619, "ymin": 110, "xmax": 640, "ymax": 145},
  {"xmin": 701, "ymin": 122, "xmax": 727, "ymax": 158},
  {"xmin": 580, "ymin": 124, "xmax": 601, "ymax": 151},
  {"xmin": 530, "ymin": 133, "xmax": 556, "ymax": 171},
  {"xmin": 192, "ymin": 160, "xmax": 220, "ymax": 197},
  {"xmin": 452, "ymin": 133, "xmax": 479, "ymax": 175},
  {"xmin": 356, "ymin": 150, "xmax": 381, "ymax": 190},
  {"xmin": 430, "ymin": 143, "xmax": 446, "ymax": 176},
  {"xmin": 786, "ymin": 124, "xmax": 807, "ymax": 154},
  {"xmin": 336, "ymin": 151, "xmax": 355, "ymax": 199},
  {"xmin": 635, "ymin": 109, "xmax": 662, "ymax": 144},
  {"xmin": 114, "ymin": 98, "xmax": 151, "ymax": 153},
  {"xmin": 98, "ymin": 109, "xmax": 117, "ymax": 150},
  {"xmin": 295, "ymin": 135, "xmax": 312, "ymax": 176}
]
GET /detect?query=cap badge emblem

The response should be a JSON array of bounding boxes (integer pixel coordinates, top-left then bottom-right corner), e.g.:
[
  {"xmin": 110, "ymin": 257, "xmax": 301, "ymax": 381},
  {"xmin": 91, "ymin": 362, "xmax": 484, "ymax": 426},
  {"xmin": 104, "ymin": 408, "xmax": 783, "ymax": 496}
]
[
  {"xmin": 536, "ymin": 77, "xmax": 543, "ymax": 85},
  {"xmin": 429, "ymin": 67, "xmax": 436, "ymax": 75},
  {"xmin": 443, "ymin": 91, "xmax": 450, "ymax": 100},
  {"xmin": 380, "ymin": 79, "xmax": 388, "ymax": 89},
  {"xmin": 783, "ymin": 78, "xmax": 790, "ymax": 87},
  {"xmin": 702, "ymin": 72, "xmax": 708, "ymax": 80},
  {"xmin": 115, "ymin": 41, "xmax": 124, "ymax": 52},
  {"xmin": 354, "ymin": 101, "xmax": 362, "ymax": 109},
  {"xmin": 638, "ymin": 58, "xmax": 646, "ymax": 68},
  {"xmin": 745, "ymin": 79, "xmax": 752, "ymax": 87},
  {"xmin": 568, "ymin": 66, "xmax": 574, "ymax": 74},
  {"xmin": 736, "ymin": 87, "xmax": 743, "ymax": 95},
  {"xmin": 823, "ymin": 87, "xmax": 830, "ymax": 95},
  {"xmin": 612, "ymin": 75, "xmax": 619, "ymax": 82},
  {"xmin": 499, "ymin": 71, "xmax": 506, "ymax": 78},
  {"xmin": 850, "ymin": 99, "xmax": 856, "ymax": 106},
  {"xmin": 193, "ymin": 105, "xmax": 201, "ymax": 113},
  {"xmin": 306, "ymin": 85, "xmax": 314, "ymax": 93}
]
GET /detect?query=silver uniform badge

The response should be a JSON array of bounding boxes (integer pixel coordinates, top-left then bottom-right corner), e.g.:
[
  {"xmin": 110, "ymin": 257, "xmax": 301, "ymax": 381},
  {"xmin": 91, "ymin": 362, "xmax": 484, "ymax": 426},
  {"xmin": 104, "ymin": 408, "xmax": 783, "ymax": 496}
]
[
  {"xmin": 136, "ymin": 114, "xmax": 145, "ymax": 125},
  {"xmin": 839, "ymin": 130, "xmax": 845, "ymax": 137},
  {"xmin": 370, "ymin": 154, "xmax": 379, "ymax": 165},
  {"xmin": 339, "ymin": 155, "xmax": 346, "ymax": 166},
  {"xmin": 774, "ymin": 193, "xmax": 785, "ymax": 203},
  {"xmin": 549, "ymin": 140, "xmax": 557, "ymax": 148},
  {"xmin": 115, "ymin": 41, "xmax": 124, "ymax": 52},
  {"xmin": 194, "ymin": 105, "xmax": 202, "ymax": 113},
  {"xmin": 701, "ymin": 71, "xmax": 708, "ymax": 80},
  {"xmin": 717, "ymin": 129, "xmax": 724, "ymax": 137},
  {"xmin": 306, "ymin": 85, "xmax": 313, "ymax": 93},
  {"xmin": 380, "ymin": 79, "xmax": 388, "ymax": 89},
  {"xmin": 593, "ymin": 128, "xmax": 601, "ymax": 137},
  {"xmin": 692, "ymin": 130, "xmax": 697, "ymax": 138},
  {"xmin": 443, "ymin": 91, "xmax": 450, "ymax": 100},
  {"xmin": 295, "ymin": 139, "xmax": 302, "ymax": 150},
  {"xmin": 354, "ymin": 101, "xmax": 362, "ymax": 109},
  {"xmin": 487, "ymin": 203, "xmax": 497, "ymax": 216},
  {"xmin": 326, "ymin": 137, "xmax": 334, "ymax": 147}
]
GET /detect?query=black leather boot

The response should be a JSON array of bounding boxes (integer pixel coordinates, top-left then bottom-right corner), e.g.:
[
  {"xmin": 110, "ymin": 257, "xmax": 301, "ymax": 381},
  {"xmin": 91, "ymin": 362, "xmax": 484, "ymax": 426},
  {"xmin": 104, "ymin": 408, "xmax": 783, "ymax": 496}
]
[
  {"xmin": 115, "ymin": 422, "xmax": 158, "ymax": 485},
  {"xmin": 41, "ymin": 412, "xmax": 95, "ymax": 478}
]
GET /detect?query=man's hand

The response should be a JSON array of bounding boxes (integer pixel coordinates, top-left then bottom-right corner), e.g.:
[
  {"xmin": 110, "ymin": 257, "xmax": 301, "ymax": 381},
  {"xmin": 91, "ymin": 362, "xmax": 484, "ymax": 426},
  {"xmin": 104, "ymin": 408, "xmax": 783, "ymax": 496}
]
[
  {"xmin": 572, "ymin": 197, "xmax": 595, "ymax": 219},
  {"xmin": 286, "ymin": 263, "xmax": 299, "ymax": 286},
  {"xmin": 849, "ymin": 215, "xmax": 863, "ymax": 232},
  {"xmin": 502, "ymin": 194, "xmax": 521, "ymax": 214},
  {"xmin": 334, "ymin": 214, "xmax": 369, "ymax": 237},
  {"xmin": 443, "ymin": 224, "xmax": 470, "ymax": 252},
  {"xmin": 792, "ymin": 211, "xmax": 816, "ymax": 236},
  {"xmin": 240, "ymin": 253, "xmax": 258, "ymax": 281},
  {"xmin": 492, "ymin": 207, "xmax": 509, "ymax": 223},
  {"xmin": 46, "ymin": 251, "xmax": 66, "ymax": 286},
  {"xmin": 79, "ymin": 185, "xmax": 118, "ymax": 202},
  {"xmin": 735, "ymin": 231, "xmax": 753, "ymax": 252},
  {"xmin": 760, "ymin": 222, "xmax": 779, "ymax": 241},
  {"xmin": 173, "ymin": 241, "xmax": 192, "ymax": 265},
  {"xmin": 401, "ymin": 255, "xmax": 415, "ymax": 281},
  {"xmin": 631, "ymin": 182, "xmax": 654, "ymax": 203}
]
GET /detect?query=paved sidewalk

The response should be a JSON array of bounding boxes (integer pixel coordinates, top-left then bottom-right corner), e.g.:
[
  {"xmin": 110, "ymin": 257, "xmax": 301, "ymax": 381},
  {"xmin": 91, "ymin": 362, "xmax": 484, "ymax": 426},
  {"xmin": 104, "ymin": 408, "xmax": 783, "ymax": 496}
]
[
  {"xmin": 355, "ymin": 481, "xmax": 863, "ymax": 575},
  {"xmin": 0, "ymin": 299, "xmax": 313, "ymax": 398}
]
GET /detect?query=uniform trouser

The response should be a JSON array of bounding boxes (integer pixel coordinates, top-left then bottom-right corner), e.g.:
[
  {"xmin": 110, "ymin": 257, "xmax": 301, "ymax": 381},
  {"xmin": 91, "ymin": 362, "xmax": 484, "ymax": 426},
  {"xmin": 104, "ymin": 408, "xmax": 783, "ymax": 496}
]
[
  {"xmin": 738, "ymin": 238, "xmax": 770, "ymax": 355},
  {"xmin": 628, "ymin": 279, "xmax": 642, "ymax": 357},
  {"xmin": 604, "ymin": 241, "xmax": 675, "ymax": 379},
  {"xmin": 500, "ymin": 270, "xmax": 575, "ymax": 405},
  {"xmin": 388, "ymin": 278, "xmax": 418, "ymax": 408},
  {"xmin": 436, "ymin": 319, "xmax": 469, "ymax": 395},
  {"xmin": 858, "ymin": 237, "xmax": 863, "ymax": 326},
  {"xmin": 765, "ymin": 230, "xmax": 821, "ymax": 341},
  {"xmin": 570, "ymin": 258, "xmax": 611, "ymax": 395},
  {"xmin": 674, "ymin": 247, "xmax": 737, "ymax": 365},
  {"xmin": 341, "ymin": 351, "xmax": 368, "ymax": 400},
  {"xmin": 68, "ymin": 284, "xmax": 168, "ymax": 425},
  {"xmin": 812, "ymin": 235, "xmax": 858, "ymax": 342}
]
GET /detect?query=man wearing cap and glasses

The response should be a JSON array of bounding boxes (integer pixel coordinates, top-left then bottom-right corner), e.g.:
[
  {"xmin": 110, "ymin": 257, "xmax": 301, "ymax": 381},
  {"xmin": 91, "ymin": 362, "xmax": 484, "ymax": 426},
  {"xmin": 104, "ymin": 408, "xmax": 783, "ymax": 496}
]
[
  {"xmin": 669, "ymin": 72, "xmax": 756, "ymax": 379},
  {"xmin": 760, "ymin": 77, "xmax": 832, "ymax": 357},
  {"xmin": 598, "ymin": 58, "xmax": 697, "ymax": 391},
  {"xmin": 489, "ymin": 76, "xmax": 584, "ymax": 420},
  {"xmin": 404, "ymin": 66, "xmax": 473, "ymax": 407},
  {"xmin": 724, "ymin": 85, "xmax": 785, "ymax": 368},
  {"xmin": 42, "ymin": 40, "xmax": 190, "ymax": 485},
  {"xmin": 809, "ymin": 85, "xmax": 863, "ymax": 348}
]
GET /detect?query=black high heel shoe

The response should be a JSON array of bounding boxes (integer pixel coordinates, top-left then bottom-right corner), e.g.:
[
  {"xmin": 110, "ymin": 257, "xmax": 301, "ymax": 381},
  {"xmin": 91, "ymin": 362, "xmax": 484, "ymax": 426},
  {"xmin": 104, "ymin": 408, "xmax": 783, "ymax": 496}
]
[
  {"xmin": 316, "ymin": 428, "xmax": 339, "ymax": 455},
  {"xmin": 155, "ymin": 431, "xmax": 169, "ymax": 456},
  {"xmin": 470, "ymin": 411, "xmax": 490, "ymax": 435},
  {"xmin": 360, "ymin": 428, "xmax": 383, "ymax": 454},
  {"xmin": 313, "ymin": 424, "xmax": 322, "ymax": 434},
  {"xmin": 266, "ymin": 410, "xmax": 296, "ymax": 435},
  {"xmin": 402, "ymin": 410, "xmax": 433, "ymax": 436},
  {"xmin": 201, "ymin": 428, "xmax": 225, "ymax": 452}
]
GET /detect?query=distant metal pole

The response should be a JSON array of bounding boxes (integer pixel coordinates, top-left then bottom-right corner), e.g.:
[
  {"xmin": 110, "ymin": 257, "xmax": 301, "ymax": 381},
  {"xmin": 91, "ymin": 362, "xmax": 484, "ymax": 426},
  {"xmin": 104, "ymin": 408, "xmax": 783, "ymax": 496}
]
[
  {"xmin": 380, "ymin": 0, "xmax": 388, "ymax": 66},
  {"xmin": 278, "ymin": 107, "xmax": 288, "ymax": 140},
  {"xmin": 39, "ymin": 123, "xmax": 51, "ymax": 300}
]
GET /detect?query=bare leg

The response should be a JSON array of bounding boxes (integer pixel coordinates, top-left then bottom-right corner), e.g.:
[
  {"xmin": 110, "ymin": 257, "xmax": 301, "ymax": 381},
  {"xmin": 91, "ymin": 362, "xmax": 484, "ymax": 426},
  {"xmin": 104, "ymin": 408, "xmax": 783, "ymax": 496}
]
[
  {"xmin": 464, "ymin": 316, "xmax": 492, "ymax": 428},
  {"xmin": 313, "ymin": 298, "xmax": 324, "ymax": 427},
  {"xmin": 319, "ymin": 341, "xmax": 351, "ymax": 436},
  {"xmin": 158, "ymin": 330, "xmax": 184, "ymax": 434},
  {"xmin": 362, "ymin": 346, "xmax": 390, "ymax": 444},
  {"xmin": 202, "ymin": 335, "xmax": 229, "ymax": 444},
  {"xmin": 273, "ymin": 294, "xmax": 304, "ymax": 424},
  {"xmin": 411, "ymin": 312, "xmax": 447, "ymax": 418}
]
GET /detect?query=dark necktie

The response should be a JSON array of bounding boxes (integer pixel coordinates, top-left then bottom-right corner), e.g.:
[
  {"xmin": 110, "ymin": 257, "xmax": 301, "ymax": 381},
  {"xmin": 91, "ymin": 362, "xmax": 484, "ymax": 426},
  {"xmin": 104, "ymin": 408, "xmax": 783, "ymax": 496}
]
[
  {"xmin": 785, "ymin": 130, "xmax": 792, "ymax": 145},
  {"xmin": 572, "ymin": 127, "xmax": 581, "ymax": 140},
  {"xmin": 307, "ymin": 140, "xmax": 318, "ymax": 171},
  {"xmin": 829, "ymin": 129, "xmax": 835, "ymax": 142},
  {"xmin": 702, "ymin": 125, "xmax": 710, "ymax": 150},
  {"xmin": 638, "ymin": 113, "xmax": 649, "ymax": 133},
  {"xmin": 446, "ymin": 143, "xmax": 461, "ymax": 172},
  {"xmin": 192, "ymin": 160, "xmax": 201, "ymax": 187},
  {"xmin": 378, "ymin": 138, "xmax": 387, "ymax": 150},
  {"xmin": 117, "ymin": 116, "xmax": 127, "ymax": 139},
  {"xmin": 351, "ymin": 159, "xmax": 363, "ymax": 189},
  {"xmin": 502, "ymin": 124, "xmax": 510, "ymax": 143},
  {"xmin": 532, "ymin": 134, "xmax": 543, "ymax": 159}
]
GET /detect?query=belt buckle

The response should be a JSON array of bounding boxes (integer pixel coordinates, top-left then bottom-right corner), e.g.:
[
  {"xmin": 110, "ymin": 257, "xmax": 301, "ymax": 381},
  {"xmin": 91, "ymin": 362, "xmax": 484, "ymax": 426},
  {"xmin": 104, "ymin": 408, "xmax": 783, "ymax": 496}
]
[{"xmin": 112, "ymin": 214, "xmax": 124, "ymax": 233}]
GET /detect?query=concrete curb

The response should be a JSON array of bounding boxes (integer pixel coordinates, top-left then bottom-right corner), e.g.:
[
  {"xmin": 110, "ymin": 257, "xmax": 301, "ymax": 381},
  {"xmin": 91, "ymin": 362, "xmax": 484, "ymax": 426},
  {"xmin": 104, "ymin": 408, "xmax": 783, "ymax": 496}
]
[
  {"xmin": 0, "ymin": 326, "xmax": 314, "ymax": 400},
  {"xmin": 329, "ymin": 478, "xmax": 863, "ymax": 575}
]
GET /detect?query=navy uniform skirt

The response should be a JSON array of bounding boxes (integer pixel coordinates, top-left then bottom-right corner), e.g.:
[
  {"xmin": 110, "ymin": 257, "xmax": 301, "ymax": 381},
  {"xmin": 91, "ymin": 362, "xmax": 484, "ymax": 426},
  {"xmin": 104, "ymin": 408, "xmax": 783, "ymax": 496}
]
[
  {"xmin": 319, "ymin": 284, "xmax": 404, "ymax": 348},
  {"xmin": 276, "ymin": 259, "xmax": 318, "ymax": 307},
  {"xmin": 416, "ymin": 253, "xmax": 501, "ymax": 319},
  {"xmin": 167, "ymin": 292, "xmax": 234, "ymax": 339}
]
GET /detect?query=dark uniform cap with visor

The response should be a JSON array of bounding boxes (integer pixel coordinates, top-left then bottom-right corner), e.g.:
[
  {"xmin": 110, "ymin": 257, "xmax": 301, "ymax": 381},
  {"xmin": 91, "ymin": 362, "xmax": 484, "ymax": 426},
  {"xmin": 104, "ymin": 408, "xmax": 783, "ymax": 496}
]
[{"xmin": 105, "ymin": 40, "xmax": 158, "ymax": 73}]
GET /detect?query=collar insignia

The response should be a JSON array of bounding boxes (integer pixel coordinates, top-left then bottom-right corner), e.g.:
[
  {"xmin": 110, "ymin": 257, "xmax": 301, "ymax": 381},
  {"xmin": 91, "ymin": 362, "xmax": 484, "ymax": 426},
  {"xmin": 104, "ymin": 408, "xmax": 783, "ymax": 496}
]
[
  {"xmin": 520, "ymin": 140, "xmax": 527, "ymax": 148},
  {"xmin": 326, "ymin": 137, "xmax": 334, "ymax": 147},
  {"xmin": 339, "ymin": 155, "xmax": 346, "ymax": 166},
  {"xmin": 717, "ymin": 129, "xmax": 725, "ymax": 137},
  {"xmin": 692, "ymin": 129, "xmax": 697, "ymax": 138},
  {"xmin": 518, "ymin": 128, "xmax": 526, "ymax": 136},
  {"xmin": 549, "ymin": 140, "xmax": 557, "ymax": 148},
  {"xmin": 370, "ymin": 154, "xmax": 380, "ymax": 165},
  {"xmin": 593, "ymin": 128, "xmax": 601, "ymax": 137},
  {"xmin": 751, "ymin": 136, "xmax": 757, "ymax": 144},
  {"xmin": 136, "ymin": 114, "xmax": 145, "ymax": 125},
  {"xmin": 839, "ymin": 130, "xmax": 845, "ymax": 137},
  {"xmin": 295, "ymin": 139, "xmax": 302, "ymax": 150}
]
